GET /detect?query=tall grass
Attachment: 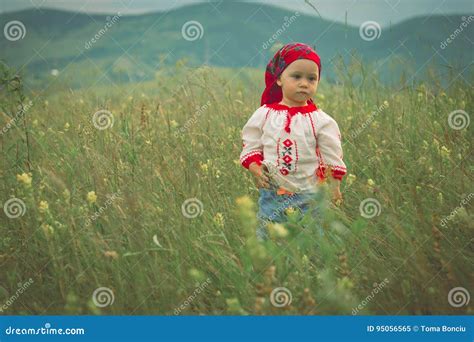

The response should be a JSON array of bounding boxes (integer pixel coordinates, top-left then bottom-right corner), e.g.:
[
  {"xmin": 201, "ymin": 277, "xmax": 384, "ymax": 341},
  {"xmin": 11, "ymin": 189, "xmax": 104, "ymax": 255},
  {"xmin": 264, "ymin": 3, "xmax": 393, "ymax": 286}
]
[{"xmin": 0, "ymin": 59, "xmax": 472, "ymax": 315}]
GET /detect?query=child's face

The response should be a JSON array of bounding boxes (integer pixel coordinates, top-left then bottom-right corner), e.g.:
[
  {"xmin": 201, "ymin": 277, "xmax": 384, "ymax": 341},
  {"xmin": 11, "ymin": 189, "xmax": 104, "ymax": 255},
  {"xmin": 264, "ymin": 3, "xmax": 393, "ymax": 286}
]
[{"xmin": 276, "ymin": 59, "xmax": 319, "ymax": 106}]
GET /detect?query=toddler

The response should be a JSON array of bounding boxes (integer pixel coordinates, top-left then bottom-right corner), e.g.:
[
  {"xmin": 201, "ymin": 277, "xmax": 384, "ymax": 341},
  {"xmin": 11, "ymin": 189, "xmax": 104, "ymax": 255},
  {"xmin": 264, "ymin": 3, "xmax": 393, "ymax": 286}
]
[{"xmin": 239, "ymin": 43, "xmax": 347, "ymax": 240}]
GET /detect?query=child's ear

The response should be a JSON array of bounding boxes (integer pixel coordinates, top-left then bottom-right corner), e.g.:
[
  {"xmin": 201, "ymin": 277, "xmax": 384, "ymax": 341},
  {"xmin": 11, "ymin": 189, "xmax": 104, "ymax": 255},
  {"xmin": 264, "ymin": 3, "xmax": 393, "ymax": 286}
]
[{"xmin": 276, "ymin": 77, "xmax": 282, "ymax": 87}]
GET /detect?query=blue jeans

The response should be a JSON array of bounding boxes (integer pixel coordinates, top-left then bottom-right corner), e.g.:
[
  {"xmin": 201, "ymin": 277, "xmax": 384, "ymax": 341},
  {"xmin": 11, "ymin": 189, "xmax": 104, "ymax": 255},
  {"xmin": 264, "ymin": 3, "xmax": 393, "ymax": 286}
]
[{"xmin": 256, "ymin": 186, "xmax": 324, "ymax": 241}]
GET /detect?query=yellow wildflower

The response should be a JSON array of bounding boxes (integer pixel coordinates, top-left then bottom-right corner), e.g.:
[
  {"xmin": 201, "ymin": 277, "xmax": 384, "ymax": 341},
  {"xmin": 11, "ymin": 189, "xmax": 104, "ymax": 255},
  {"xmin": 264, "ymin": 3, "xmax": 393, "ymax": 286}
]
[
  {"xmin": 268, "ymin": 223, "xmax": 289, "ymax": 238},
  {"xmin": 371, "ymin": 121, "xmax": 380, "ymax": 129},
  {"xmin": 62, "ymin": 189, "xmax": 70, "ymax": 201},
  {"xmin": 236, "ymin": 196, "xmax": 253, "ymax": 209},
  {"xmin": 346, "ymin": 174, "xmax": 356, "ymax": 186},
  {"xmin": 41, "ymin": 223, "xmax": 54, "ymax": 236},
  {"xmin": 104, "ymin": 251, "xmax": 119, "ymax": 259},
  {"xmin": 383, "ymin": 100, "xmax": 389, "ymax": 108},
  {"xmin": 16, "ymin": 172, "xmax": 32, "ymax": 187},
  {"xmin": 367, "ymin": 179, "xmax": 375, "ymax": 187},
  {"xmin": 200, "ymin": 162, "xmax": 209, "ymax": 173},
  {"xmin": 213, "ymin": 213, "xmax": 225, "ymax": 227},
  {"xmin": 64, "ymin": 122, "xmax": 70, "ymax": 131},
  {"xmin": 188, "ymin": 268, "xmax": 206, "ymax": 282},
  {"xmin": 38, "ymin": 200, "xmax": 49, "ymax": 213},
  {"xmin": 440, "ymin": 146, "xmax": 450, "ymax": 158},
  {"xmin": 226, "ymin": 297, "xmax": 244, "ymax": 314},
  {"xmin": 87, "ymin": 191, "xmax": 97, "ymax": 204},
  {"xmin": 170, "ymin": 120, "xmax": 178, "ymax": 128},
  {"xmin": 302, "ymin": 254, "xmax": 309, "ymax": 265}
]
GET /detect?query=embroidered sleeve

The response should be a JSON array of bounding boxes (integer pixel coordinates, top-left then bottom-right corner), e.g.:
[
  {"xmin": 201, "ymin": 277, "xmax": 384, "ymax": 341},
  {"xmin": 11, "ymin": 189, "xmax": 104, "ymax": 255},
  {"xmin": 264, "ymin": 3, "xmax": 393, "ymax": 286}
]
[
  {"xmin": 240, "ymin": 107, "xmax": 266, "ymax": 169},
  {"xmin": 318, "ymin": 116, "xmax": 347, "ymax": 180}
]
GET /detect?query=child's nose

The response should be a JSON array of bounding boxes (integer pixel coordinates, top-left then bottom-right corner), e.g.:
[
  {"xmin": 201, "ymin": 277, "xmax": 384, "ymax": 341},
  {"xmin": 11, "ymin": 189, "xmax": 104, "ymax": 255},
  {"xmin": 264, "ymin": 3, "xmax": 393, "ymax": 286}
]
[{"xmin": 300, "ymin": 79, "xmax": 309, "ymax": 87}]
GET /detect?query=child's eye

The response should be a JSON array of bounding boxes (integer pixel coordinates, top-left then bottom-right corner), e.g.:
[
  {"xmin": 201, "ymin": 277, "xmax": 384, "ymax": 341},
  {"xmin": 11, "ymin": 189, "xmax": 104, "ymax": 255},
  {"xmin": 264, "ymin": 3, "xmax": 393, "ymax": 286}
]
[
  {"xmin": 309, "ymin": 77, "xmax": 316, "ymax": 82},
  {"xmin": 292, "ymin": 75, "xmax": 301, "ymax": 79}
]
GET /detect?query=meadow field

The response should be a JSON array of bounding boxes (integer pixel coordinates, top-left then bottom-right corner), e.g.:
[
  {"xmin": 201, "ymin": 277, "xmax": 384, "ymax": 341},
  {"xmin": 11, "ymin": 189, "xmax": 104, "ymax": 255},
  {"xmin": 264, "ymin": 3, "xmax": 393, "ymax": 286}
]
[{"xmin": 0, "ymin": 58, "xmax": 472, "ymax": 315}]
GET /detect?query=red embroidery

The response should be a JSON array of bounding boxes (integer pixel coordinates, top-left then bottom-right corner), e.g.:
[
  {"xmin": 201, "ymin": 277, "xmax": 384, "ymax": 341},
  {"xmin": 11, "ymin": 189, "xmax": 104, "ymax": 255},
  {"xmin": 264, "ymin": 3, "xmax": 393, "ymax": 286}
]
[
  {"xmin": 264, "ymin": 108, "xmax": 271, "ymax": 123},
  {"xmin": 240, "ymin": 150, "xmax": 264, "ymax": 169},
  {"xmin": 308, "ymin": 113, "xmax": 327, "ymax": 183},
  {"xmin": 266, "ymin": 102, "xmax": 317, "ymax": 114},
  {"xmin": 294, "ymin": 140, "xmax": 299, "ymax": 172},
  {"xmin": 278, "ymin": 138, "xmax": 297, "ymax": 175}
]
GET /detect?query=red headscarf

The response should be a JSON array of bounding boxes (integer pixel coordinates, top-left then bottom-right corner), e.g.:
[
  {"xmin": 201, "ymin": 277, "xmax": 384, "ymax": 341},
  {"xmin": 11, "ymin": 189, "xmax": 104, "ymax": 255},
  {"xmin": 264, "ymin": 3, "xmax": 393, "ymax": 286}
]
[{"xmin": 261, "ymin": 42, "xmax": 322, "ymax": 106}]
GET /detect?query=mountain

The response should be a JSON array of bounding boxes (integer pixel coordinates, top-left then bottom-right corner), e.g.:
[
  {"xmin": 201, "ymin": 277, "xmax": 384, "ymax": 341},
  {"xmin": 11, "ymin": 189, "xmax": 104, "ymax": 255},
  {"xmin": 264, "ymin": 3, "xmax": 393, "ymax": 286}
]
[{"xmin": 0, "ymin": 2, "xmax": 472, "ymax": 88}]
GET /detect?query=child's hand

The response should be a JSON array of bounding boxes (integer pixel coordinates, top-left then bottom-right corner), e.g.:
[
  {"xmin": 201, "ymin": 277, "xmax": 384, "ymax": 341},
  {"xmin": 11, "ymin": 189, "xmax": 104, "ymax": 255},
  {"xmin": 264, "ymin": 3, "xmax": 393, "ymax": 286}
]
[
  {"xmin": 329, "ymin": 180, "xmax": 343, "ymax": 206},
  {"xmin": 248, "ymin": 162, "xmax": 270, "ymax": 189}
]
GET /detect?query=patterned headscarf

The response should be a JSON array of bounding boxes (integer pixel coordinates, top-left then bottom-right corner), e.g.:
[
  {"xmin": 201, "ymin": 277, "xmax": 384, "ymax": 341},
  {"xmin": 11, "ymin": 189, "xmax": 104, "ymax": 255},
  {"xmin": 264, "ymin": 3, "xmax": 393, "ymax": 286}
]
[{"xmin": 261, "ymin": 42, "xmax": 322, "ymax": 106}]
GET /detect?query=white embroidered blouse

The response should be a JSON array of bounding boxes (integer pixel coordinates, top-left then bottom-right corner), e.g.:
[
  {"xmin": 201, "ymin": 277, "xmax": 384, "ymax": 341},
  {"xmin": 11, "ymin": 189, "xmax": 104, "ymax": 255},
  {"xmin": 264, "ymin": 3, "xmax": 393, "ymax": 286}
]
[{"xmin": 239, "ymin": 102, "xmax": 347, "ymax": 192}]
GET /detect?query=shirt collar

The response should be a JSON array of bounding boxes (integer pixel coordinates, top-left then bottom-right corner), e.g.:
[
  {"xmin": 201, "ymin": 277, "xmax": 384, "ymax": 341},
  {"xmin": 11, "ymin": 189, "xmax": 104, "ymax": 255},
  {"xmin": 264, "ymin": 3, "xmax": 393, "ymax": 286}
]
[{"xmin": 266, "ymin": 100, "xmax": 318, "ymax": 115}]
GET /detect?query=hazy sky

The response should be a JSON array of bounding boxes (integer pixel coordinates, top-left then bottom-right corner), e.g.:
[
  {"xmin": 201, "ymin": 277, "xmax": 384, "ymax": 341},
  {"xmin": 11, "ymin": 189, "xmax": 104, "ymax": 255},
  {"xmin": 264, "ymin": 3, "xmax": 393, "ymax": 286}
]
[{"xmin": 0, "ymin": 0, "xmax": 472, "ymax": 26}]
